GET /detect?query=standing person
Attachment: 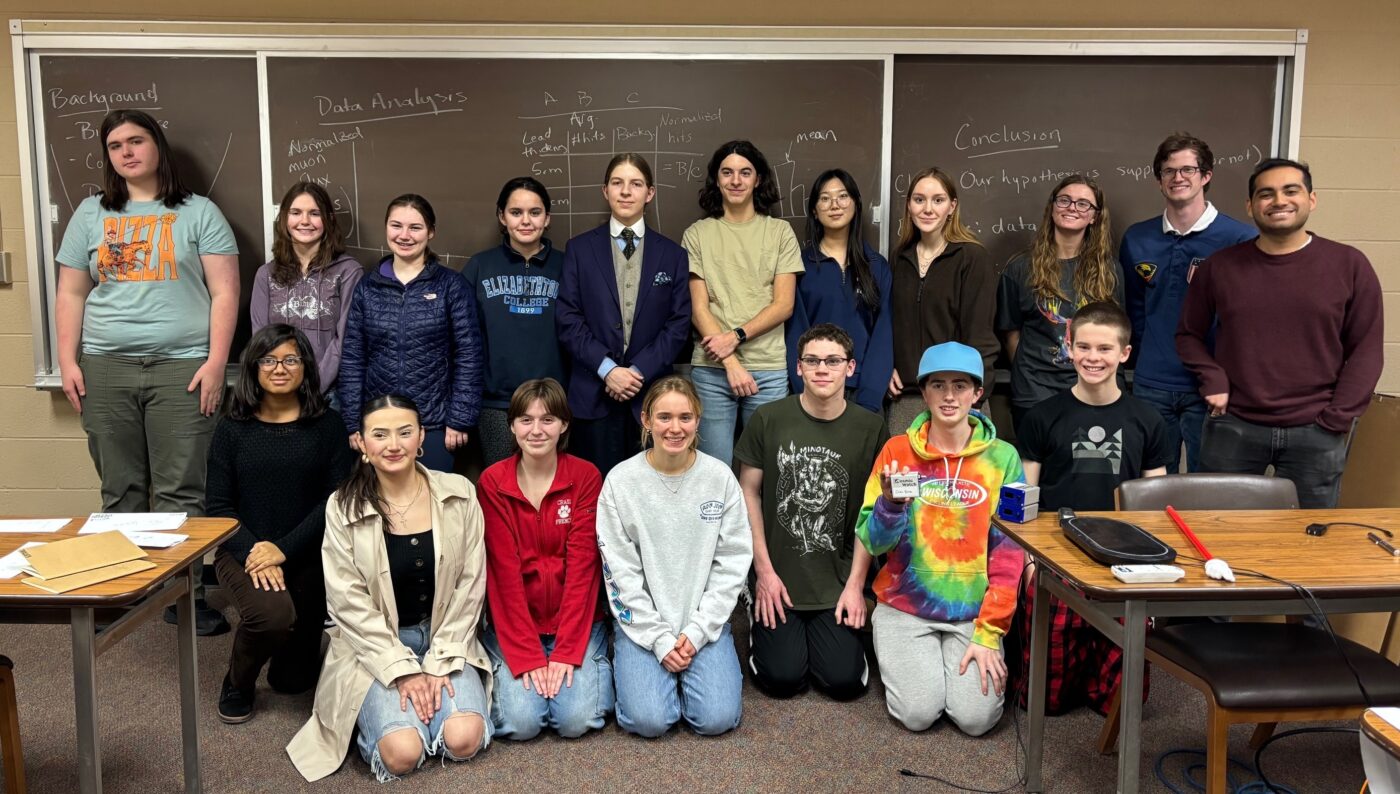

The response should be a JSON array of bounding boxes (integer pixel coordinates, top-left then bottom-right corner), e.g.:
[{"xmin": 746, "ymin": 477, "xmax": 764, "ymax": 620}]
[
  {"xmin": 288, "ymin": 395, "xmax": 492, "ymax": 782},
  {"xmin": 55, "ymin": 108, "xmax": 238, "ymax": 635},
  {"xmin": 684, "ymin": 140, "xmax": 804, "ymax": 465},
  {"xmin": 597, "ymin": 376, "xmax": 753, "ymax": 737},
  {"xmin": 251, "ymin": 182, "xmax": 363, "ymax": 406},
  {"xmin": 737, "ymin": 323, "xmax": 886, "ymax": 700},
  {"xmin": 556, "ymin": 154, "xmax": 692, "ymax": 475},
  {"xmin": 207, "ymin": 324, "xmax": 355, "ymax": 724},
  {"xmin": 1177, "ymin": 159, "xmax": 1383, "ymax": 509},
  {"xmin": 1119, "ymin": 133, "xmax": 1256, "ymax": 472},
  {"xmin": 886, "ymin": 167, "xmax": 997, "ymax": 435},
  {"xmin": 338, "ymin": 194, "xmax": 482, "ymax": 473},
  {"xmin": 857, "ymin": 342, "xmax": 1023, "ymax": 735},
  {"xmin": 785, "ymin": 169, "xmax": 892, "ymax": 415},
  {"xmin": 464, "ymin": 177, "xmax": 568, "ymax": 467},
  {"xmin": 477, "ymin": 378, "xmax": 614, "ymax": 740},
  {"xmin": 997, "ymin": 175, "xmax": 1123, "ymax": 438}
]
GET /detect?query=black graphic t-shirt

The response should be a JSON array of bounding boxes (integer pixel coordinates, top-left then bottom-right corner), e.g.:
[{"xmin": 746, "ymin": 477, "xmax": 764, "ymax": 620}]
[
  {"xmin": 1019, "ymin": 389, "xmax": 1174, "ymax": 511},
  {"xmin": 735, "ymin": 395, "xmax": 887, "ymax": 609}
]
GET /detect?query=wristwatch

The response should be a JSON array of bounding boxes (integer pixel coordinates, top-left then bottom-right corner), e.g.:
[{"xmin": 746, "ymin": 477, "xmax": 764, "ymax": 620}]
[{"xmin": 733, "ymin": 327, "xmax": 748, "ymax": 344}]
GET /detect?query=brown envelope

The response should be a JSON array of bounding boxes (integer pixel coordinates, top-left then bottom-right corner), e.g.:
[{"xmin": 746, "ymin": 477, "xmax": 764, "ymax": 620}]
[
  {"xmin": 20, "ymin": 531, "xmax": 147, "ymax": 579},
  {"xmin": 22, "ymin": 559, "xmax": 157, "ymax": 594}
]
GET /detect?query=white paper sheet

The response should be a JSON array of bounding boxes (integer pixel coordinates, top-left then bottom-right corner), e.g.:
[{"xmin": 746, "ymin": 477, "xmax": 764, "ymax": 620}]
[
  {"xmin": 0, "ymin": 519, "xmax": 70, "ymax": 534},
  {"xmin": 0, "ymin": 542, "xmax": 46, "ymax": 578},
  {"xmin": 1373, "ymin": 707, "xmax": 1400, "ymax": 732},
  {"xmin": 79, "ymin": 512, "xmax": 188, "ymax": 533},
  {"xmin": 123, "ymin": 531, "xmax": 188, "ymax": 549}
]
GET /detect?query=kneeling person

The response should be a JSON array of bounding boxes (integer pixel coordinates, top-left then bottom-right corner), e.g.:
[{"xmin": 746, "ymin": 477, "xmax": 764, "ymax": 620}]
[
  {"xmin": 736, "ymin": 323, "xmax": 887, "ymax": 700},
  {"xmin": 857, "ymin": 342, "xmax": 1023, "ymax": 735}
]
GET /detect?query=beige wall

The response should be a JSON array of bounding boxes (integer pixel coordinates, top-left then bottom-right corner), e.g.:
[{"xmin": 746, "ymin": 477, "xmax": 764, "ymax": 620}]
[{"xmin": 0, "ymin": 1, "xmax": 1396, "ymax": 512}]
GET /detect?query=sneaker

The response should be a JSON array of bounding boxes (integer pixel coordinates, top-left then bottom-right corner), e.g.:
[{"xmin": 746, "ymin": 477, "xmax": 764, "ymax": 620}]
[
  {"xmin": 163, "ymin": 600, "xmax": 231, "ymax": 636},
  {"xmin": 218, "ymin": 673, "xmax": 254, "ymax": 724}
]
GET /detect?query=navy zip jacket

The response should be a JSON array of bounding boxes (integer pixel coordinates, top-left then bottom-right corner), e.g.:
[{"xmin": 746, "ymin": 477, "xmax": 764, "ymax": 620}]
[
  {"xmin": 337, "ymin": 256, "xmax": 483, "ymax": 433},
  {"xmin": 785, "ymin": 242, "xmax": 893, "ymax": 413},
  {"xmin": 462, "ymin": 239, "xmax": 568, "ymax": 410}
]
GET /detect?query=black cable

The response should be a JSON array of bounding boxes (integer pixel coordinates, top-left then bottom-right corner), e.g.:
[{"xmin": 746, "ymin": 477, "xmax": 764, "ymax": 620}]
[{"xmin": 1175, "ymin": 553, "xmax": 1374, "ymax": 709}]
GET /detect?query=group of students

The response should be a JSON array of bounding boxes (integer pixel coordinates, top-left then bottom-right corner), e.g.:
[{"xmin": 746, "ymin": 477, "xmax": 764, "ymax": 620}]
[{"xmin": 52, "ymin": 107, "xmax": 1381, "ymax": 782}]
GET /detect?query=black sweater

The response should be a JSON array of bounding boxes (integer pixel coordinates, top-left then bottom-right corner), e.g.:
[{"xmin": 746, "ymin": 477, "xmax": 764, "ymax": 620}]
[{"xmin": 205, "ymin": 409, "xmax": 355, "ymax": 567}]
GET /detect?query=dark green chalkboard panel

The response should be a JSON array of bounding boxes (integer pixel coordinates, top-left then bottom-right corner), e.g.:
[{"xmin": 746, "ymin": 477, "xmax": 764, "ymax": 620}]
[
  {"xmin": 266, "ymin": 57, "xmax": 885, "ymax": 269},
  {"xmin": 891, "ymin": 56, "xmax": 1278, "ymax": 267}
]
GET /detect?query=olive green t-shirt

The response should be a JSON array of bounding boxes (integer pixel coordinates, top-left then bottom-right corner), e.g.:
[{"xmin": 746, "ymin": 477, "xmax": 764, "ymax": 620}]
[{"xmin": 683, "ymin": 215, "xmax": 804, "ymax": 370}]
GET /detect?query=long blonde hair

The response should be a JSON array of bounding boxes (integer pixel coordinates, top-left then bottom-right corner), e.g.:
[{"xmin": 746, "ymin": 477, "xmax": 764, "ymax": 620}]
[
  {"xmin": 1027, "ymin": 175, "xmax": 1116, "ymax": 304},
  {"xmin": 895, "ymin": 166, "xmax": 982, "ymax": 258},
  {"xmin": 639, "ymin": 375, "xmax": 703, "ymax": 451}
]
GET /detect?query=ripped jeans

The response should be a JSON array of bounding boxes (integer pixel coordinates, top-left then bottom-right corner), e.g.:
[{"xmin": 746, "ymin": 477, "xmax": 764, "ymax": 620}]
[{"xmin": 354, "ymin": 620, "xmax": 490, "ymax": 782}]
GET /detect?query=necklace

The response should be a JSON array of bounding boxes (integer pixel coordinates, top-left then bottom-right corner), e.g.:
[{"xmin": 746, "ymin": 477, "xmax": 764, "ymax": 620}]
[
  {"xmin": 383, "ymin": 475, "xmax": 424, "ymax": 530},
  {"xmin": 915, "ymin": 239, "xmax": 947, "ymax": 277},
  {"xmin": 647, "ymin": 449, "xmax": 694, "ymax": 494}
]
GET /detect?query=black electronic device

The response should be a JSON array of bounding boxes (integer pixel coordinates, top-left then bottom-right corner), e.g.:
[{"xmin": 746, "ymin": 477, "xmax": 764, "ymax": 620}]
[{"xmin": 1058, "ymin": 508, "xmax": 1178, "ymax": 567}]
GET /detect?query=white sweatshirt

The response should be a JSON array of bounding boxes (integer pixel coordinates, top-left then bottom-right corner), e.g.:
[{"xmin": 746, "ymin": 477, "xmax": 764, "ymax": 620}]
[{"xmin": 596, "ymin": 450, "xmax": 753, "ymax": 662}]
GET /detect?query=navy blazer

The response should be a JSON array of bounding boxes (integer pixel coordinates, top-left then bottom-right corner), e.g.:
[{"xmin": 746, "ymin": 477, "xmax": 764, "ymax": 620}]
[{"xmin": 555, "ymin": 223, "xmax": 692, "ymax": 420}]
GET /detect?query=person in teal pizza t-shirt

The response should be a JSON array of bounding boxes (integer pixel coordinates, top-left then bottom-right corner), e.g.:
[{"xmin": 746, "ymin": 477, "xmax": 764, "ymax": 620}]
[{"xmin": 54, "ymin": 109, "xmax": 239, "ymax": 635}]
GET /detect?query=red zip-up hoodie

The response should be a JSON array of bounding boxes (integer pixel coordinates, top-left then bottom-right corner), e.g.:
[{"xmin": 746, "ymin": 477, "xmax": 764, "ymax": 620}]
[{"xmin": 479, "ymin": 453, "xmax": 604, "ymax": 673}]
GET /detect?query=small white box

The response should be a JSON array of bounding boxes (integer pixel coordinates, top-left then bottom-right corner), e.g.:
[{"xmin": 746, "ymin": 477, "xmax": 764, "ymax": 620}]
[{"xmin": 890, "ymin": 472, "xmax": 920, "ymax": 500}]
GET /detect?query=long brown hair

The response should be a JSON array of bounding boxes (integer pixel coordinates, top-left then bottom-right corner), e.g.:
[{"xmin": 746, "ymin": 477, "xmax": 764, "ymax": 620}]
[
  {"xmin": 270, "ymin": 182, "xmax": 347, "ymax": 287},
  {"xmin": 895, "ymin": 167, "xmax": 981, "ymax": 258},
  {"xmin": 639, "ymin": 375, "xmax": 703, "ymax": 451},
  {"xmin": 335, "ymin": 394, "xmax": 421, "ymax": 523},
  {"xmin": 1027, "ymin": 175, "xmax": 1117, "ymax": 304},
  {"xmin": 98, "ymin": 109, "xmax": 190, "ymax": 211}
]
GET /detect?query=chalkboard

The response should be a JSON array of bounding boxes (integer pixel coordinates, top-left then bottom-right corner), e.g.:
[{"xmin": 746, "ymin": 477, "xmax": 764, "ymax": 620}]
[
  {"xmin": 39, "ymin": 55, "xmax": 264, "ymax": 348},
  {"xmin": 265, "ymin": 57, "xmax": 885, "ymax": 268},
  {"xmin": 890, "ymin": 56, "xmax": 1278, "ymax": 267}
]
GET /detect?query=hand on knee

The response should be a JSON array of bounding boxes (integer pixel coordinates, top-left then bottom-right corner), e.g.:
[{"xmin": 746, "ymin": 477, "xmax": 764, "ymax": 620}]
[
  {"xmin": 376, "ymin": 729, "xmax": 424, "ymax": 776},
  {"xmin": 442, "ymin": 713, "xmax": 485, "ymax": 759}
]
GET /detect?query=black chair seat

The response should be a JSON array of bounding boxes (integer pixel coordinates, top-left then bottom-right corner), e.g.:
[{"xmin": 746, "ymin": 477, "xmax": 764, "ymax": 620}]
[{"xmin": 1148, "ymin": 623, "xmax": 1400, "ymax": 710}]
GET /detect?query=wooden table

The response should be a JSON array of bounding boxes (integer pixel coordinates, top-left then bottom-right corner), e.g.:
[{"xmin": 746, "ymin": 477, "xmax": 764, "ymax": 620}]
[
  {"xmin": 994, "ymin": 508, "xmax": 1400, "ymax": 794},
  {"xmin": 0, "ymin": 517, "xmax": 239, "ymax": 794}
]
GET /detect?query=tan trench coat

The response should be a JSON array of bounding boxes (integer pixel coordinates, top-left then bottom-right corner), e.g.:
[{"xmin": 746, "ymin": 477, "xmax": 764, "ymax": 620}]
[{"xmin": 287, "ymin": 466, "xmax": 492, "ymax": 781}]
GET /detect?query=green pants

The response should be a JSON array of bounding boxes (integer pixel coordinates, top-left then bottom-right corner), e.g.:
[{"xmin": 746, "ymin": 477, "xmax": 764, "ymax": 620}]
[{"xmin": 79, "ymin": 354, "xmax": 217, "ymax": 595}]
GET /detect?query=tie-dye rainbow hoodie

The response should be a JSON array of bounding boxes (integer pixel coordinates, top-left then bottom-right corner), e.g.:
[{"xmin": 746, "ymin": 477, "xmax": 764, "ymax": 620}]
[{"xmin": 856, "ymin": 409, "xmax": 1024, "ymax": 650}]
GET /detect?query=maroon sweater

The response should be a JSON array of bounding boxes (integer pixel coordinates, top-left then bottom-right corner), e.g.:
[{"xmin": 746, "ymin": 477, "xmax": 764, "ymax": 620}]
[{"xmin": 1176, "ymin": 234, "xmax": 1383, "ymax": 432}]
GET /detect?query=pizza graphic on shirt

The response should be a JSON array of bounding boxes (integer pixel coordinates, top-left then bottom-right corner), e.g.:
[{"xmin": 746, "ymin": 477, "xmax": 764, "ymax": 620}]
[{"xmin": 94, "ymin": 213, "xmax": 179, "ymax": 283}]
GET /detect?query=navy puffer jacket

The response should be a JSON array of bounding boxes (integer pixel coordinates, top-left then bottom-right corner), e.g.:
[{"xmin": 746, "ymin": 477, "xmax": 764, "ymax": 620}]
[{"xmin": 338, "ymin": 257, "xmax": 482, "ymax": 433}]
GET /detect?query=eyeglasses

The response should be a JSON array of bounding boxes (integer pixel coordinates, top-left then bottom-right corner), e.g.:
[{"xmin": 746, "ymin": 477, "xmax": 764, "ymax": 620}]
[
  {"xmin": 1053, "ymin": 195, "xmax": 1099, "ymax": 213},
  {"xmin": 256, "ymin": 356, "xmax": 303, "ymax": 371},
  {"xmin": 799, "ymin": 356, "xmax": 850, "ymax": 369},
  {"xmin": 815, "ymin": 193, "xmax": 853, "ymax": 209},
  {"xmin": 1160, "ymin": 166, "xmax": 1203, "ymax": 180}
]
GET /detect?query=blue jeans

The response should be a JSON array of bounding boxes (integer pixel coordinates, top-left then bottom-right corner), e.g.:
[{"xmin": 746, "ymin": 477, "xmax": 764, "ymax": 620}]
[
  {"xmin": 355, "ymin": 621, "xmax": 490, "ymax": 782},
  {"xmin": 1199, "ymin": 412, "xmax": 1350, "ymax": 509},
  {"xmin": 690, "ymin": 366, "xmax": 788, "ymax": 465},
  {"xmin": 1132, "ymin": 383, "xmax": 1205, "ymax": 473},
  {"xmin": 612, "ymin": 622, "xmax": 742, "ymax": 738},
  {"xmin": 482, "ymin": 622, "xmax": 614, "ymax": 740}
]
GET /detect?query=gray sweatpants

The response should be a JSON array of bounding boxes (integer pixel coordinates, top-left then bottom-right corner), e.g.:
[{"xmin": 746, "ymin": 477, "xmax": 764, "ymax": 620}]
[{"xmin": 871, "ymin": 602, "xmax": 1004, "ymax": 735}]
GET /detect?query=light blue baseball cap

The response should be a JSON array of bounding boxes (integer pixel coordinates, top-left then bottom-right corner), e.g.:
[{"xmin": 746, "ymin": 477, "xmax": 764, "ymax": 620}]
[{"xmin": 916, "ymin": 341, "xmax": 983, "ymax": 386}]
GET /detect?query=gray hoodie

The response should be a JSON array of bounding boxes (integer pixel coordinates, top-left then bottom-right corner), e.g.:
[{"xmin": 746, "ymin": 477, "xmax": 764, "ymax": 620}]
[
  {"xmin": 250, "ymin": 254, "xmax": 364, "ymax": 392},
  {"xmin": 596, "ymin": 450, "xmax": 753, "ymax": 662}
]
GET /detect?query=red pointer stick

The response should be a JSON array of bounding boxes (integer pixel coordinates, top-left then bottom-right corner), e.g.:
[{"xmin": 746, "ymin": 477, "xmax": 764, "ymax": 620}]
[{"xmin": 1165, "ymin": 505, "xmax": 1214, "ymax": 560}]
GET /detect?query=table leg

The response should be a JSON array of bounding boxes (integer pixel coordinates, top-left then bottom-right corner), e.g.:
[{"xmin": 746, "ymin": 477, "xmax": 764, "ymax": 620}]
[
  {"xmin": 177, "ymin": 567, "xmax": 202, "ymax": 793},
  {"xmin": 71, "ymin": 607, "xmax": 101, "ymax": 794},
  {"xmin": 1025, "ymin": 570, "xmax": 1051, "ymax": 792},
  {"xmin": 1116, "ymin": 600, "xmax": 1148, "ymax": 794}
]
